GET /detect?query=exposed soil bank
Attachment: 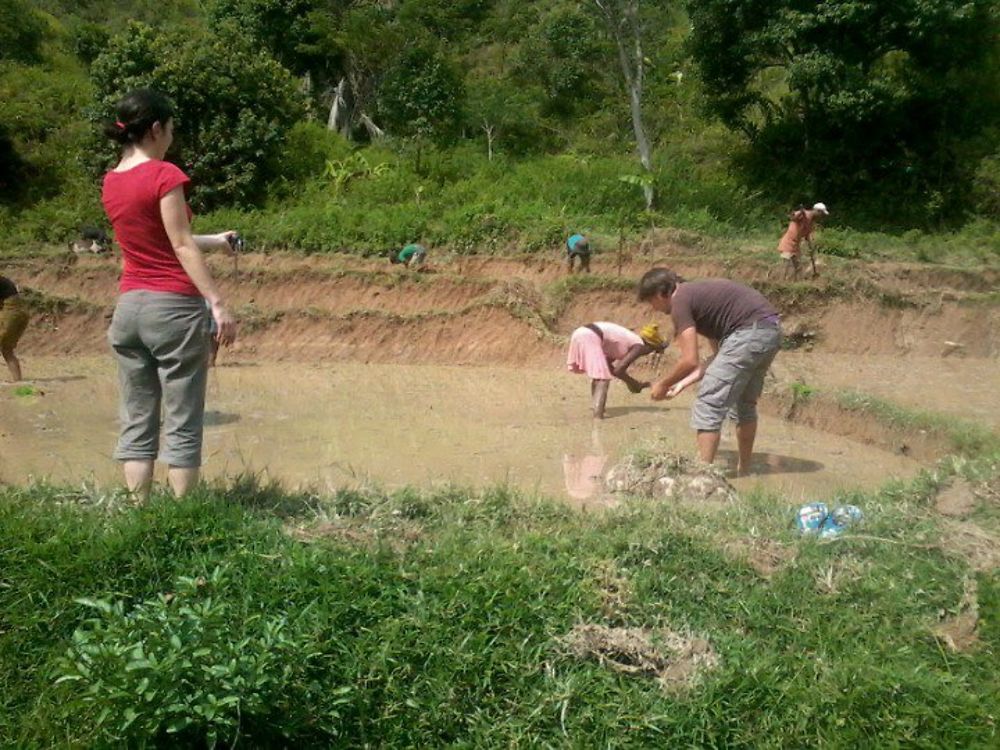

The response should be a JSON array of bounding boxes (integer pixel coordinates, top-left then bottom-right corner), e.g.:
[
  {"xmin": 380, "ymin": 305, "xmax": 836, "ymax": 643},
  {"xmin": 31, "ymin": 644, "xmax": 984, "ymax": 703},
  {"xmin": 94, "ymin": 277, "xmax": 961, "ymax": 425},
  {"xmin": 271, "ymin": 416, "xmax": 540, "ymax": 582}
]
[{"xmin": 9, "ymin": 252, "xmax": 1000, "ymax": 364}]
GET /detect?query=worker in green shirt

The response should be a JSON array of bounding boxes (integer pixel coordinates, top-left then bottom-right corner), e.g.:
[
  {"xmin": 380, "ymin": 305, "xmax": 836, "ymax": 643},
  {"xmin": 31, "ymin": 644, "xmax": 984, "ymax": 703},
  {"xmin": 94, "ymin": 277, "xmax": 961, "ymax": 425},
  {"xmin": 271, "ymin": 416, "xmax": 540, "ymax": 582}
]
[{"xmin": 389, "ymin": 243, "xmax": 427, "ymax": 268}]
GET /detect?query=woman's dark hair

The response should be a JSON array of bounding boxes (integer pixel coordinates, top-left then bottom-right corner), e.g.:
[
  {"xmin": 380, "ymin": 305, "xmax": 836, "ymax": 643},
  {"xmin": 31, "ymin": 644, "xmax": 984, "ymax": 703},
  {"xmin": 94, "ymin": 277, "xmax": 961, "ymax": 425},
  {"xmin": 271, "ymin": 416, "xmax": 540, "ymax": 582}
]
[
  {"xmin": 103, "ymin": 88, "xmax": 175, "ymax": 145},
  {"xmin": 636, "ymin": 267, "xmax": 684, "ymax": 301}
]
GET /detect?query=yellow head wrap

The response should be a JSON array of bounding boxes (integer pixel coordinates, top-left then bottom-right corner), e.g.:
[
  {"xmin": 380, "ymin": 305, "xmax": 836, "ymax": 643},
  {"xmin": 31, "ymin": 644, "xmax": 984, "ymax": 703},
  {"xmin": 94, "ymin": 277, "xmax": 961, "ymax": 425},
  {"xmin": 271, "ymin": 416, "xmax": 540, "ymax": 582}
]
[{"xmin": 639, "ymin": 323, "xmax": 664, "ymax": 348}]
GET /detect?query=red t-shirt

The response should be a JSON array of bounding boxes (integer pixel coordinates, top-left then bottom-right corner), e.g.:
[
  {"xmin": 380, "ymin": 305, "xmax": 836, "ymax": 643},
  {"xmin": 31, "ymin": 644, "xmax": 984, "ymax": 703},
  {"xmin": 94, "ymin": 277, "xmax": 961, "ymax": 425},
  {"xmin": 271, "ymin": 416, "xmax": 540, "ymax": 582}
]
[{"xmin": 102, "ymin": 160, "xmax": 199, "ymax": 296}]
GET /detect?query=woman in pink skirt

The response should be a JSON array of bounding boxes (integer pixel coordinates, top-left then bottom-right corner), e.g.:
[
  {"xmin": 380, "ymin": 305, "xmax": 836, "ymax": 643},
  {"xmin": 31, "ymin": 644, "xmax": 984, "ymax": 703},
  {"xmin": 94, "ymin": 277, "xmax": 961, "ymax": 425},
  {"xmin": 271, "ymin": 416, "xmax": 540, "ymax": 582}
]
[{"xmin": 567, "ymin": 322, "xmax": 666, "ymax": 418}]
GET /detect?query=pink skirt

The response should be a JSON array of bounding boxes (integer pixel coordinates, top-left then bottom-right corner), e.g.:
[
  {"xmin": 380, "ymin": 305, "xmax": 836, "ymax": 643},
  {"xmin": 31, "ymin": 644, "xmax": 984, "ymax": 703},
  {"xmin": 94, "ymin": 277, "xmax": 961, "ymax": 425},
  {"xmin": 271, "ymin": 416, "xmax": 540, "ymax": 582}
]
[{"xmin": 566, "ymin": 327, "xmax": 612, "ymax": 379}]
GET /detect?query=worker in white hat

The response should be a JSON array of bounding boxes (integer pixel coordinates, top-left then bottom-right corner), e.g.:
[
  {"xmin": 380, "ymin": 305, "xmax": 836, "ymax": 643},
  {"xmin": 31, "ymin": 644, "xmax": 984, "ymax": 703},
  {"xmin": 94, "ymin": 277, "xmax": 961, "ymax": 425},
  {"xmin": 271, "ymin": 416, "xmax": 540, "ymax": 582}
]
[{"xmin": 777, "ymin": 202, "xmax": 829, "ymax": 279}]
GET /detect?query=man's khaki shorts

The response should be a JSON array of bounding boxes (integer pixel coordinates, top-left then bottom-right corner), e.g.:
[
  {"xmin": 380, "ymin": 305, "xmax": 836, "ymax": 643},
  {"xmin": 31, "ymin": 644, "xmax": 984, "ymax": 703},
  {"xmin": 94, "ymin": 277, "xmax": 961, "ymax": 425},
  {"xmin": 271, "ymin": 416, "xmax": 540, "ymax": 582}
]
[{"xmin": 691, "ymin": 325, "xmax": 782, "ymax": 431}]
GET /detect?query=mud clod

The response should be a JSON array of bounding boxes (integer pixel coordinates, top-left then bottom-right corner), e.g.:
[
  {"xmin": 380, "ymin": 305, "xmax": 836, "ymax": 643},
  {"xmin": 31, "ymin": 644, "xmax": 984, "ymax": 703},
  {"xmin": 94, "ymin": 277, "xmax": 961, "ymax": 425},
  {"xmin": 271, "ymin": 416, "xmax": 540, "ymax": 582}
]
[
  {"xmin": 563, "ymin": 624, "xmax": 719, "ymax": 692},
  {"xmin": 935, "ymin": 479, "xmax": 978, "ymax": 518},
  {"xmin": 932, "ymin": 577, "xmax": 980, "ymax": 653},
  {"xmin": 606, "ymin": 453, "xmax": 738, "ymax": 504},
  {"xmin": 724, "ymin": 537, "xmax": 796, "ymax": 579},
  {"xmin": 939, "ymin": 519, "xmax": 1000, "ymax": 572}
]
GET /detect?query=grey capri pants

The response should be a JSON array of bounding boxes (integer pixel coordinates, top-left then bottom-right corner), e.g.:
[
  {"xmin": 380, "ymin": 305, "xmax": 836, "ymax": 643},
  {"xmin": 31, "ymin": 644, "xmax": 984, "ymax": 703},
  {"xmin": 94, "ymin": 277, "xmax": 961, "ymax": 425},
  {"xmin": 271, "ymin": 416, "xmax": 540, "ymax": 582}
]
[
  {"xmin": 691, "ymin": 324, "xmax": 782, "ymax": 431},
  {"xmin": 108, "ymin": 290, "xmax": 211, "ymax": 467}
]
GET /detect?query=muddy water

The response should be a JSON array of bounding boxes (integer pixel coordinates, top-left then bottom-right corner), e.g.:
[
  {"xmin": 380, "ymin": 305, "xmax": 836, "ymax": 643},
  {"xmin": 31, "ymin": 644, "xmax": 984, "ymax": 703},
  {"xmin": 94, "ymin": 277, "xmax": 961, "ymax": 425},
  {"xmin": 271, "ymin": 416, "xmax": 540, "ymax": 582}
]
[{"xmin": 1, "ymin": 357, "xmax": 923, "ymax": 506}]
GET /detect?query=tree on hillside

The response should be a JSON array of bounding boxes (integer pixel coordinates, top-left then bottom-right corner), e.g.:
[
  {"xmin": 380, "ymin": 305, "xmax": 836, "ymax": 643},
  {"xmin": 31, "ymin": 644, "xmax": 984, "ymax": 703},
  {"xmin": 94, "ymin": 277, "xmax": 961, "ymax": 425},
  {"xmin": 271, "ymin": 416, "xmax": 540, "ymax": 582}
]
[
  {"xmin": 0, "ymin": 0, "xmax": 46, "ymax": 64},
  {"xmin": 513, "ymin": 8, "xmax": 605, "ymax": 120},
  {"xmin": 206, "ymin": 0, "xmax": 321, "ymax": 73},
  {"xmin": 378, "ymin": 44, "xmax": 464, "ymax": 170},
  {"xmin": 0, "ymin": 125, "xmax": 29, "ymax": 203},
  {"xmin": 315, "ymin": 3, "xmax": 402, "ymax": 140},
  {"xmin": 465, "ymin": 78, "xmax": 541, "ymax": 161},
  {"xmin": 90, "ymin": 21, "xmax": 305, "ymax": 208},
  {"xmin": 688, "ymin": 0, "xmax": 1000, "ymax": 223},
  {"xmin": 396, "ymin": 0, "xmax": 493, "ymax": 40},
  {"xmin": 588, "ymin": 0, "xmax": 655, "ymax": 210},
  {"xmin": 0, "ymin": 0, "xmax": 46, "ymax": 201}
]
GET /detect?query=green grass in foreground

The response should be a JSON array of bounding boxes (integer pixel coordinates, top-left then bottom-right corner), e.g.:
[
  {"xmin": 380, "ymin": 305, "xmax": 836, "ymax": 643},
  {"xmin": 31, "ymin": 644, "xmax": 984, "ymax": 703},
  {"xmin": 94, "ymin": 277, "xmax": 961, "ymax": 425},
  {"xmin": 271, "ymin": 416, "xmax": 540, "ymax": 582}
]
[{"xmin": 1, "ymin": 464, "xmax": 998, "ymax": 747}]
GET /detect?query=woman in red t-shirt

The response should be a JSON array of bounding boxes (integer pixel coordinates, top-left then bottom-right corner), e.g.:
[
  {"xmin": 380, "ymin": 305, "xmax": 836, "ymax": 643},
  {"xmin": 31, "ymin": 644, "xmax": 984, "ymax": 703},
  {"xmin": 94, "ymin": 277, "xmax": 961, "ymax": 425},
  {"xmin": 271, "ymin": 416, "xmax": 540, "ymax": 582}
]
[{"xmin": 101, "ymin": 88, "xmax": 238, "ymax": 501}]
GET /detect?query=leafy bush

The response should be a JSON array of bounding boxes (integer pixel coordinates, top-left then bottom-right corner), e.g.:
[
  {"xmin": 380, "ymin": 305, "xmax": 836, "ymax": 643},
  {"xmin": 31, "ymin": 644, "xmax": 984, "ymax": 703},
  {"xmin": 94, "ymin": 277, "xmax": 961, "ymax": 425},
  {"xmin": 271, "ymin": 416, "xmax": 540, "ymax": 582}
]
[
  {"xmin": 817, "ymin": 234, "xmax": 862, "ymax": 259},
  {"xmin": 272, "ymin": 121, "xmax": 353, "ymax": 185},
  {"xmin": 70, "ymin": 21, "xmax": 111, "ymax": 66},
  {"xmin": 54, "ymin": 566, "xmax": 335, "ymax": 747},
  {"xmin": 972, "ymin": 150, "xmax": 1000, "ymax": 220},
  {"xmin": 688, "ymin": 0, "xmax": 1000, "ymax": 225},
  {"xmin": 0, "ymin": 0, "xmax": 46, "ymax": 64},
  {"xmin": 90, "ymin": 21, "xmax": 305, "ymax": 209}
]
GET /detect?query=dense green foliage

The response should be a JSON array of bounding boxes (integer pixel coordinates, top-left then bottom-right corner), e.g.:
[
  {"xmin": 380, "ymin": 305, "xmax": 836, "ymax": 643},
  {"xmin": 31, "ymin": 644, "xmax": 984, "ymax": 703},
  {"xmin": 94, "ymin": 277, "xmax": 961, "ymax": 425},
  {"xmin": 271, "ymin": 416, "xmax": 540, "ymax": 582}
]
[
  {"xmin": 378, "ymin": 45, "xmax": 464, "ymax": 147},
  {"xmin": 688, "ymin": 0, "xmax": 1000, "ymax": 224},
  {"xmin": 90, "ymin": 21, "xmax": 305, "ymax": 209},
  {"xmin": 1, "ymin": 459, "xmax": 997, "ymax": 746},
  {"xmin": 0, "ymin": 0, "xmax": 46, "ymax": 64},
  {"xmin": 0, "ymin": 0, "xmax": 997, "ymax": 249}
]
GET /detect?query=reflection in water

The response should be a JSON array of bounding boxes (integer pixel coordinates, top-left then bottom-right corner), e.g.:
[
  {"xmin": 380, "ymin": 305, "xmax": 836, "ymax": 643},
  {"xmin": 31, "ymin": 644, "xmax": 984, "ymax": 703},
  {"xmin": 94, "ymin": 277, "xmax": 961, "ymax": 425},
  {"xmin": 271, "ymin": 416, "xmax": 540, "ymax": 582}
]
[
  {"xmin": 562, "ymin": 453, "xmax": 608, "ymax": 500},
  {"xmin": 562, "ymin": 428, "xmax": 608, "ymax": 501},
  {"xmin": 1, "ymin": 357, "xmax": 925, "ymax": 501}
]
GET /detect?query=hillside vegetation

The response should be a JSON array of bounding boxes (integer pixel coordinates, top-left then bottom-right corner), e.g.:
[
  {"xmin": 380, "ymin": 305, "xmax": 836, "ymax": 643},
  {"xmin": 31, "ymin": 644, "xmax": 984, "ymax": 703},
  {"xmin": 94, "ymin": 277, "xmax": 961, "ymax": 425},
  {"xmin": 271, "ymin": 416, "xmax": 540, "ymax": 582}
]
[{"xmin": 0, "ymin": 0, "xmax": 998, "ymax": 259}]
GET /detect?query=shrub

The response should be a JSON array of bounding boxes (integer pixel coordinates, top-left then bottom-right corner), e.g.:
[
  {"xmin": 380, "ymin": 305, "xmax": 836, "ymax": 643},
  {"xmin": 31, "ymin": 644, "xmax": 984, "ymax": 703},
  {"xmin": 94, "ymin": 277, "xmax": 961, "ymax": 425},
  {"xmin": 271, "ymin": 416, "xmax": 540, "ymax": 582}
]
[
  {"xmin": 0, "ymin": 0, "xmax": 45, "ymax": 65},
  {"xmin": 90, "ymin": 21, "xmax": 305, "ymax": 209},
  {"xmin": 54, "ymin": 566, "xmax": 335, "ymax": 747},
  {"xmin": 972, "ymin": 150, "xmax": 1000, "ymax": 220},
  {"xmin": 273, "ymin": 121, "xmax": 354, "ymax": 185}
]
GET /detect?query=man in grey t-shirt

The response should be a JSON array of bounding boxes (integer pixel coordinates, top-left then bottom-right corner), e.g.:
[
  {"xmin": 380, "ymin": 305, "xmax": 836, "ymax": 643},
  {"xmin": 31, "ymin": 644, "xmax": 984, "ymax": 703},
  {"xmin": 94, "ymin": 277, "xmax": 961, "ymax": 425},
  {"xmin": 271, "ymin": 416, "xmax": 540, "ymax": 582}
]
[{"xmin": 637, "ymin": 268, "xmax": 782, "ymax": 475}]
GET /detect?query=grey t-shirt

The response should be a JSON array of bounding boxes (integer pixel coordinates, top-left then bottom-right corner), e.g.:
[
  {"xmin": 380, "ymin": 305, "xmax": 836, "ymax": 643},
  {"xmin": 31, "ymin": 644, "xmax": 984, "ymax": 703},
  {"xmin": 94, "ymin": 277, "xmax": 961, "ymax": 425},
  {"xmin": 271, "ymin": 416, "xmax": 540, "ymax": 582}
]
[{"xmin": 670, "ymin": 279, "xmax": 778, "ymax": 341}]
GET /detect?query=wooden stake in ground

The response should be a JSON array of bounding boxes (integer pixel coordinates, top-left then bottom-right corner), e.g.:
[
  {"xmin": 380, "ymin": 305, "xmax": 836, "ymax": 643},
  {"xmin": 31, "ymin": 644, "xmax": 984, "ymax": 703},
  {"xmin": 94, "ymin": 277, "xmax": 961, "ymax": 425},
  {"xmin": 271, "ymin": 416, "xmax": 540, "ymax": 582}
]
[
  {"xmin": 228, "ymin": 233, "xmax": 244, "ymax": 281},
  {"xmin": 617, "ymin": 225, "xmax": 625, "ymax": 277}
]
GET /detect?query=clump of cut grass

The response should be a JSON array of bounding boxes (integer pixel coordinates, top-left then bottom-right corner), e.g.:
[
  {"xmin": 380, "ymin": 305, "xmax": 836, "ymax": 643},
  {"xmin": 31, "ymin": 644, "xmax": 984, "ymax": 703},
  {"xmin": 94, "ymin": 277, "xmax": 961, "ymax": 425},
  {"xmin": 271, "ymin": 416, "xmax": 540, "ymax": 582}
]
[
  {"xmin": 561, "ymin": 623, "xmax": 720, "ymax": 693},
  {"xmin": 788, "ymin": 380, "xmax": 816, "ymax": 401}
]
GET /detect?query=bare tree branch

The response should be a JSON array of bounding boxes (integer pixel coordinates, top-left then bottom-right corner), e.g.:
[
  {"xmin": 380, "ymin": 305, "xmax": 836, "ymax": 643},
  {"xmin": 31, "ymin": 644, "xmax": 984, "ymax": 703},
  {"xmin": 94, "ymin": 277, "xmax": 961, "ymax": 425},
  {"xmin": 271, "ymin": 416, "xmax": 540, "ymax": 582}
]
[{"xmin": 593, "ymin": 0, "xmax": 654, "ymax": 209}]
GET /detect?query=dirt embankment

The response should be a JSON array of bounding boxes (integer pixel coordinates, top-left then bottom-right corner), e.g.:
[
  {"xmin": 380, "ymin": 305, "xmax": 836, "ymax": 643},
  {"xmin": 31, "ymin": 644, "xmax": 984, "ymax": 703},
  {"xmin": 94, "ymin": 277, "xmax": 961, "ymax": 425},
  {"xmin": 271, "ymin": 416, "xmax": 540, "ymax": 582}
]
[{"xmin": 7, "ymin": 247, "xmax": 999, "ymax": 364}]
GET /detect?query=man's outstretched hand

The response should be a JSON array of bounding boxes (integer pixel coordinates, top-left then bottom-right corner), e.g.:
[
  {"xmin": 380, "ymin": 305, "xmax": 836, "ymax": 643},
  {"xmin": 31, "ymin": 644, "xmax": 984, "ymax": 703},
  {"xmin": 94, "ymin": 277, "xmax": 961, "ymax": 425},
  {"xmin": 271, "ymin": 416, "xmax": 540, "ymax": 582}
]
[{"xmin": 650, "ymin": 380, "xmax": 672, "ymax": 401}]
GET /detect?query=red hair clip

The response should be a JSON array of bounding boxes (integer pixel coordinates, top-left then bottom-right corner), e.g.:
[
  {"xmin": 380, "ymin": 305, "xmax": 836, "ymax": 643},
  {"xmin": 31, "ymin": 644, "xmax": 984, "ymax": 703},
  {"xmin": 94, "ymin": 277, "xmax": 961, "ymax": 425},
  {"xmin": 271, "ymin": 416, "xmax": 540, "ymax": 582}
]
[{"xmin": 115, "ymin": 120, "xmax": 126, "ymax": 130}]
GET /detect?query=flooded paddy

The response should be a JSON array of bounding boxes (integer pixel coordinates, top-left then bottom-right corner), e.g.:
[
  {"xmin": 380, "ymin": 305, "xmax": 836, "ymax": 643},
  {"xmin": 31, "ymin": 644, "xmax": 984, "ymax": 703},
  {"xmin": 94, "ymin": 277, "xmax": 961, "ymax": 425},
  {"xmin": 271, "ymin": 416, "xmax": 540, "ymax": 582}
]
[
  {"xmin": 6, "ymin": 250, "xmax": 996, "ymax": 506},
  {"xmin": 1, "ymin": 357, "xmax": 923, "ymax": 507}
]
